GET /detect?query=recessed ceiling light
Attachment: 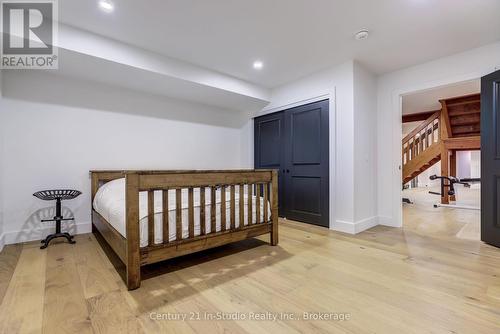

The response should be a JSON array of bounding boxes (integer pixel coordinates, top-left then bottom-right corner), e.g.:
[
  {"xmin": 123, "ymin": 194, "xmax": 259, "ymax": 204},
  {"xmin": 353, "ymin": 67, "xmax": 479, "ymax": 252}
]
[
  {"xmin": 98, "ymin": 0, "xmax": 114, "ymax": 13},
  {"xmin": 354, "ymin": 30, "xmax": 369, "ymax": 41},
  {"xmin": 253, "ymin": 60, "xmax": 264, "ymax": 70}
]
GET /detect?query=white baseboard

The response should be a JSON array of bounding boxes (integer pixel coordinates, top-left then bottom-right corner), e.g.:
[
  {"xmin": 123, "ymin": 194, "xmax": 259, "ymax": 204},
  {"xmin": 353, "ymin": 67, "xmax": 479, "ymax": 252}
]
[
  {"xmin": 332, "ymin": 220, "xmax": 357, "ymax": 234},
  {"xmin": 378, "ymin": 215, "xmax": 397, "ymax": 227},
  {"xmin": 2, "ymin": 222, "xmax": 91, "ymax": 246},
  {"xmin": 0, "ymin": 233, "xmax": 5, "ymax": 253},
  {"xmin": 332, "ymin": 216, "xmax": 379, "ymax": 234}
]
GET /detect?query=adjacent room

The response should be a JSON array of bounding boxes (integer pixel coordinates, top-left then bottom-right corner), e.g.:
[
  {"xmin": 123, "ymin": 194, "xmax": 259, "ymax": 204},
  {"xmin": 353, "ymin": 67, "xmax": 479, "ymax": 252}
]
[
  {"xmin": 402, "ymin": 80, "xmax": 482, "ymax": 240},
  {"xmin": 1, "ymin": 1, "xmax": 500, "ymax": 333}
]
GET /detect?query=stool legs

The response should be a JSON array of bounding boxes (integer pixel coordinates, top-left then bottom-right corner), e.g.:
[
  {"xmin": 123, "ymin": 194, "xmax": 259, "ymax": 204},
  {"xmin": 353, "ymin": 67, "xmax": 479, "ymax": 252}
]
[
  {"xmin": 40, "ymin": 198, "xmax": 76, "ymax": 249},
  {"xmin": 40, "ymin": 233, "xmax": 75, "ymax": 249}
]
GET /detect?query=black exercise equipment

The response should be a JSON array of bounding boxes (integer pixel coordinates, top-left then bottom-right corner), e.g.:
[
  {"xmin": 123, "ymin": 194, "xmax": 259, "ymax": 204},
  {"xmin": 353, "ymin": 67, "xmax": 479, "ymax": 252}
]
[
  {"xmin": 33, "ymin": 189, "xmax": 82, "ymax": 249},
  {"xmin": 428, "ymin": 175, "xmax": 479, "ymax": 210},
  {"xmin": 429, "ymin": 174, "xmax": 470, "ymax": 196}
]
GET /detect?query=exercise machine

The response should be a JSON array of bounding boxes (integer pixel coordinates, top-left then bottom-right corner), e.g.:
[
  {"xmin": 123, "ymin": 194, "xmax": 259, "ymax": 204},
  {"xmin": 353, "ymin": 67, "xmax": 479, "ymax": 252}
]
[{"xmin": 429, "ymin": 175, "xmax": 480, "ymax": 210}]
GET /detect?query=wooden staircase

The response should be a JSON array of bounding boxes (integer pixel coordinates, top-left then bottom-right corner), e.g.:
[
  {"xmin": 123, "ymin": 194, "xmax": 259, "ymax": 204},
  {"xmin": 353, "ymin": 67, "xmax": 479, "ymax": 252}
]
[
  {"xmin": 402, "ymin": 111, "xmax": 441, "ymax": 184},
  {"xmin": 402, "ymin": 93, "xmax": 481, "ymax": 203}
]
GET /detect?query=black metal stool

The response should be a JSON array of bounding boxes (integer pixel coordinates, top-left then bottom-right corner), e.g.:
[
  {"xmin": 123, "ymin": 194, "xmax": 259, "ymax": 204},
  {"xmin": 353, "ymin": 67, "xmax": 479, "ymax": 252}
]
[{"xmin": 33, "ymin": 189, "xmax": 82, "ymax": 249}]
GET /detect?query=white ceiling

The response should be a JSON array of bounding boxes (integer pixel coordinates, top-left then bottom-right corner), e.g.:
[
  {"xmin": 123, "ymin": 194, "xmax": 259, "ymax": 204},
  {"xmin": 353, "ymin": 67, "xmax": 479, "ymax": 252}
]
[
  {"xmin": 402, "ymin": 79, "xmax": 480, "ymax": 115},
  {"xmin": 59, "ymin": 0, "xmax": 500, "ymax": 88}
]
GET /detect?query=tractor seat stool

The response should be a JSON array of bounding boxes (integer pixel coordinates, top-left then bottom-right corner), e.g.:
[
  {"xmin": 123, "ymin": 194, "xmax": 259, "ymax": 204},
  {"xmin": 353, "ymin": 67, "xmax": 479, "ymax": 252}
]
[{"xmin": 33, "ymin": 189, "xmax": 82, "ymax": 249}]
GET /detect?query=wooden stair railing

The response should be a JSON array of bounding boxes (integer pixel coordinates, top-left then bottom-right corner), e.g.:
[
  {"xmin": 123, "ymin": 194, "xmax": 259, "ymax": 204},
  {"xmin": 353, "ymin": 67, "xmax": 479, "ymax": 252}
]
[
  {"xmin": 402, "ymin": 111, "xmax": 441, "ymax": 184},
  {"xmin": 403, "ymin": 93, "xmax": 481, "ymax": 204}
]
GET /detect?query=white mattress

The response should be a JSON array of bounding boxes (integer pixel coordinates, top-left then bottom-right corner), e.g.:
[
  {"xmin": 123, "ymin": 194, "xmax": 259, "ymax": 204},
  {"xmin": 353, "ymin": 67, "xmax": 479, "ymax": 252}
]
[{"xmin": 93, "ymin": 178, "xmax": 271, "ymax": 247}]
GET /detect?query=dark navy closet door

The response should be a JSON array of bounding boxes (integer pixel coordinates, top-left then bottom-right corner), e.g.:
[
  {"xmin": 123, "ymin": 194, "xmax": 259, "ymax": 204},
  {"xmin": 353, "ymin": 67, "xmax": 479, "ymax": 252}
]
[
  {"xmin": 254, "ymin": 100, "xmax": 329, "ymax": 227},
  {"xmin": 254, "ymin": 111, "xmax": 285, "ymax": 214},
  {"xmin": 481, "ymin": 69, "xmax": 500, "ymax": 248},
  {"xmin": 283, "ymin": 100, "xmax": 329, "ymax": 227}
]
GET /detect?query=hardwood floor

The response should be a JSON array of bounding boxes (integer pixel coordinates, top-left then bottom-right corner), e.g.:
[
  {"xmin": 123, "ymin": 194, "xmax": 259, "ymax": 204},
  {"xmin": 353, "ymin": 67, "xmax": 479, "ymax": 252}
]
[{"xmin": 0, "ymin": 214, "xmax": 499, "ymax": 333}]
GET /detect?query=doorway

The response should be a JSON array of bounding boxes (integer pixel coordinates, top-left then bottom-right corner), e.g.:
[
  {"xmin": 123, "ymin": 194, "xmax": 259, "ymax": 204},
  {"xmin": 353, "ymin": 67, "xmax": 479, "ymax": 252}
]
[
  {"xmin": 400, "ymin": 79, "xmax": 482, "ymax": 240},
  {"xmin": 254, "ymin": 100, "xmax": 330, "ymax": 227}
]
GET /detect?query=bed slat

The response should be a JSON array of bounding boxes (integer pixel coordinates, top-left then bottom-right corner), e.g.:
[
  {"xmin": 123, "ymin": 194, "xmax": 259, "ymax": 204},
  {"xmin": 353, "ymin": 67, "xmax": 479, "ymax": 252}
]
[
  {"xmin": 256, "ymin": 185, "xmax": 261, "ymax": 224},
  {"xmin": 176, "ymin": 189, "xmax": 182, "ymax": 240},
  {"xmin": 221, "ymin": 185, "xmax": 226, "ymax": 231},
  {"xmin": 162, "ymin": 189, "xmax": 169, "ymax": 244},
  {"xmin": 230, "ymin": 185, "xmax": 235, "ymax": 229},
  {"xmin": 210, "ymin": 187, "xmax": 216, "ymax": 233},
  {"xmin": 248, "ymin": 184, "xmax": 253, "ymax": 225},
  {"xmin": 188, "ymin": 187, "xmax": 194, "ymax": 238},
  {"xmin": 148, "ymin": 190, "xmax": 154, "ymax": 246},
  {"xmin": 200, "ymin": 187, "xmax": 206, "ymax": 236},
  {"xmin": 264, "ymin": 183, "xmax": 269, "ymax": 223},
  {"xmin": 239, "ymin": 184, "xmax": 244, "ymax": 228}
]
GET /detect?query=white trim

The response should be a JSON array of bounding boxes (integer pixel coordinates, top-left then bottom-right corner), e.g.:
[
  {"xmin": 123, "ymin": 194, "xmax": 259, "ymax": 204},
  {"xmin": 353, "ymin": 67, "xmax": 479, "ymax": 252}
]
[
  {"xmin": 330, "ymin": 89, "xmax": 337, "ymax": 232},
  {"xmin": 378, "ymin": 215, "xmax": 395, "ymax": 227},
  {"xmin": 0, "ymin": 233, "xmax": 5, "ymax": 253},
  {"xmin": 333, "ymin": 220, "xmax": 357, "ymax": 234},
  {"xmin": 253, "ymin": 93, "xmax": 330, "ymax": 118},
  {"xmin": 354, "ymin": 216, "xmax": 379, "ymax": 233},
  {"xmin": 2, "ymin": 222, "xmax": 91, "ymax": 246},
  {"xmin": 333, "ymin": 216, "xmax": 378, "ymax": 234}
]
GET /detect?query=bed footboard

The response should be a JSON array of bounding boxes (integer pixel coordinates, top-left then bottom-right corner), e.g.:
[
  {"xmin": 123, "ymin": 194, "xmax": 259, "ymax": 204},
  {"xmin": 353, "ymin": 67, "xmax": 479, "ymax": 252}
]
[{"xmin": 91, "ymin": 169, "xmax": 278, "ymax": 290}]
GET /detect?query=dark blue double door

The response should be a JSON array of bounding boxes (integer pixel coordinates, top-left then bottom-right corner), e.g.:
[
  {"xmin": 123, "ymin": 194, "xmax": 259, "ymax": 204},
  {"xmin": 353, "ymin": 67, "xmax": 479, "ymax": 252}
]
[{"xmin": 254, "ymin": 100, "xmax": 329, "ymax": 227}]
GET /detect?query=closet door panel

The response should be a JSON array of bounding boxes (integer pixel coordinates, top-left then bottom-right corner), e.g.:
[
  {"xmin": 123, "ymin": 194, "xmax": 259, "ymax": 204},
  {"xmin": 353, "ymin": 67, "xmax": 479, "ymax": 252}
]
[
  {"xmin": 284, "ymin": 100, "xmax": 329, "ymax": 227},
  {"xmin": 254, "ymin": 112, "xmax": 285, "ymax": 215}
]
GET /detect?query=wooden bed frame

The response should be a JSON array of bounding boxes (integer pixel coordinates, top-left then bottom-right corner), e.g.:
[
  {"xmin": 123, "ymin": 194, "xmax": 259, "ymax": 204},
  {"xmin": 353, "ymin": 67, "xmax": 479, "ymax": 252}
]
[{"xmin": 90, "ymin": 169, "xmax": 278, "ymax": 290}]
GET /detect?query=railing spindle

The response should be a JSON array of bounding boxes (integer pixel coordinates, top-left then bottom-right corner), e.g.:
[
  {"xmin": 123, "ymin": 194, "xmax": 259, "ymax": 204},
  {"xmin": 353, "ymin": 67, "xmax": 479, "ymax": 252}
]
[
  {"xmin": 437, "ymin": 118, "xmax": 441, "ymax": 141},
  {"xmin": 419, "ymin": 133, "xmax": 422, "ymax": 154},
  {"xmin": 430, "ymin": 123, "xmax": 434, "ymax": 145}
]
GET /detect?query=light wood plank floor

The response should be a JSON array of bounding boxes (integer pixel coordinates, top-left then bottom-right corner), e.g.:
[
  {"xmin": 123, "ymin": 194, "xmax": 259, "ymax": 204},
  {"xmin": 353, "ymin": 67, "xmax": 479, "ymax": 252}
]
[{"xmin": 0, "ymin": 213, "xmax": 499, "ymax": 333}]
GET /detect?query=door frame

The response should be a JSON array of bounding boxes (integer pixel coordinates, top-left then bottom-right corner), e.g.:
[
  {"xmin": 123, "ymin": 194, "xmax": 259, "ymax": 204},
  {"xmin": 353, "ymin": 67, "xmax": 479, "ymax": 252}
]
[
  {"xmin": 253, "ymin": 92, "xmax": 336, "ymax": 229},
  {"xmin": 393, "ymin": 75, "xmax": 485, "ymax": 228}
]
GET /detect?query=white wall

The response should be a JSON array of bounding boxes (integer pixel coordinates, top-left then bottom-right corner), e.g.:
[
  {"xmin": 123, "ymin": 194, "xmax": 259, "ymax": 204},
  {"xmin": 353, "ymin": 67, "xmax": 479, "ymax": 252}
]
[
  {"xmin": 377, "ymin": 41, "xmax": 500, "ymax": 227},
  {"xmin": 402, "ymin": 121, "xmax": 422, "ymax": 137},
  {"xmin": 457, "ymin": 151, "xmax": 471, "ymax": 179},
  {"xmin": 0, "ymin": 71, "xmax": 251, "ymax": 245},
  {"xmin": 353, "ymin": 62, "xmax": 377, "ymax": 226},
  {"xmin": 416, "ymin": 162, "xmax": 441, "ymax": 188},
  {"xmin": 470, "ymin": 151, "xmax": 481, "ymax": 179}
]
